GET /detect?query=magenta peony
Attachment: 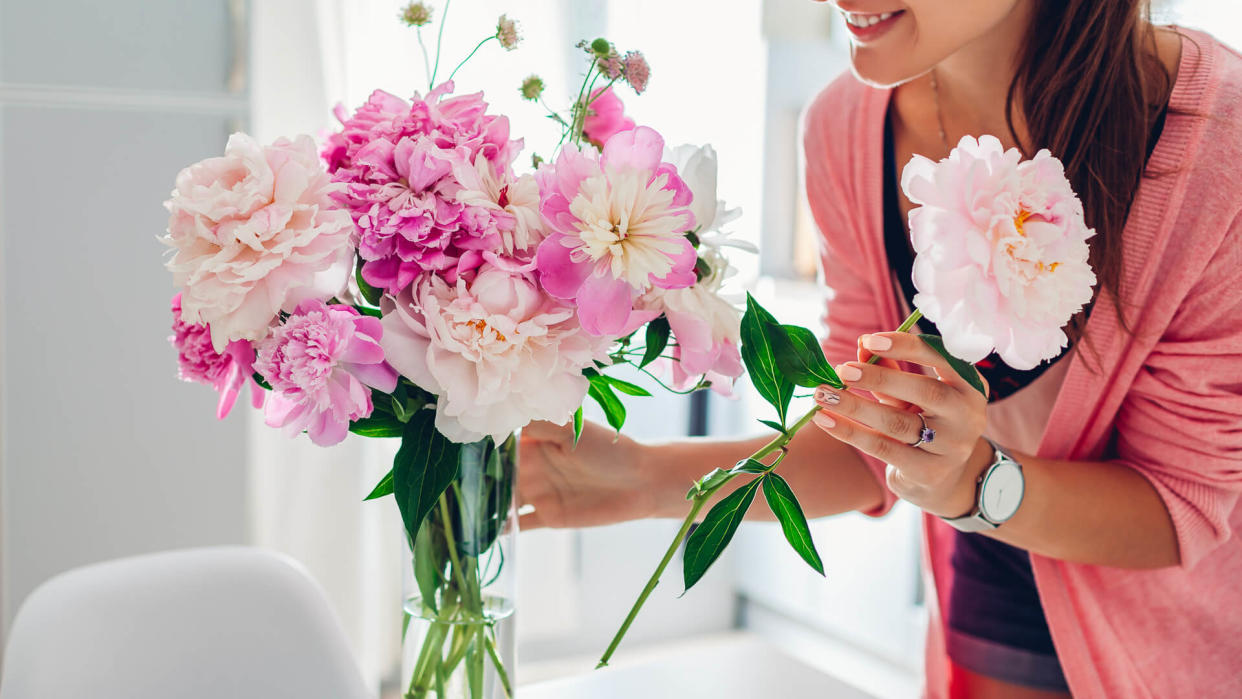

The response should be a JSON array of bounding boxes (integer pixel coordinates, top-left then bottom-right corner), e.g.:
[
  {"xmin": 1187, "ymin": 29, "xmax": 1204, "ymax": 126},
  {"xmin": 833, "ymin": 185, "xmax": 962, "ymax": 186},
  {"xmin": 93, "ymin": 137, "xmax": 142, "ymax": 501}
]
[
  {"xmin": 254, "ymin": 300, "xmax": 399, "ymax": 446},
  {"xmin": 901, "ymin": 135, "xmax": 1097, "ymax": 370},
  {"xmin": 535, "ymin": 126, "xmax": 697, "ymax": 336},
  {"xmin": 163, "ymin": 133, "xmax": 354, "ymax": 351},
  {"xmin": 380, "ymin": 263, "xmax": 612, "ymax": 443},
  {"xmin": 326, "ymin": 83, "xmax": 524, "ymax": 295},
  {"xmin": 170, "ymin": 293, "xmax": 264, "ymax": 419},
  {"xmin": 581, "ymin": 87, "xmax": 635, "ymax": 149}
]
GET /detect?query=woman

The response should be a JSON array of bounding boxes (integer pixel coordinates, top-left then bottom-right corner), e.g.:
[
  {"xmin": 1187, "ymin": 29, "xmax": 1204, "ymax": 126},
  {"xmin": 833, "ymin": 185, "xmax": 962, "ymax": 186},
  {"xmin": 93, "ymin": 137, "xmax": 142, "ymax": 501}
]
[{"xmin": 520, "ymin": 1, "xmax": 1242, "ymax": 696}]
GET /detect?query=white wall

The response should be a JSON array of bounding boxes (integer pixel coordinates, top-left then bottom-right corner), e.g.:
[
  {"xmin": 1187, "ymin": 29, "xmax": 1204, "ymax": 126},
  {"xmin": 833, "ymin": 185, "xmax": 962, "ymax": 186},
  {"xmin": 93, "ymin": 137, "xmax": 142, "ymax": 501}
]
[{"xmin": 0, "ymin": 0, "xmax": 252, "ymax": 635}]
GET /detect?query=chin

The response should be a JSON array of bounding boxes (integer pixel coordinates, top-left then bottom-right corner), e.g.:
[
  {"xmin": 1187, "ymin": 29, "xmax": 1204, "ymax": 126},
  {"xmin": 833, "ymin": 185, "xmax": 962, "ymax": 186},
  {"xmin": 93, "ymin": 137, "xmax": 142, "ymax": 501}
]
[{"xmin": 848, "ymin": 49, "xmax": 928, "ymax": 88}]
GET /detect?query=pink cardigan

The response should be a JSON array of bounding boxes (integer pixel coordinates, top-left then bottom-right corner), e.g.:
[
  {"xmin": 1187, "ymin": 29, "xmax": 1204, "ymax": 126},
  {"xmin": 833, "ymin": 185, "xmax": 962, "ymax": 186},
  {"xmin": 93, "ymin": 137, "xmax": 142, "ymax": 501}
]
[{"xmin": 804, "ymin": 29, "xmax": 1242, "ymax": 698}]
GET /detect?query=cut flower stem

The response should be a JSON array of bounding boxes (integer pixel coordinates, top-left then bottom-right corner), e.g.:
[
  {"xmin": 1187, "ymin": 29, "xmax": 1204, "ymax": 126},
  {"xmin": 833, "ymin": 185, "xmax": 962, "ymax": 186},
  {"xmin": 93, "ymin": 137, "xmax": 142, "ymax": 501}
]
[{"xmin": 597, "ymin": 307, "xmax": 925, "ymax": 668}]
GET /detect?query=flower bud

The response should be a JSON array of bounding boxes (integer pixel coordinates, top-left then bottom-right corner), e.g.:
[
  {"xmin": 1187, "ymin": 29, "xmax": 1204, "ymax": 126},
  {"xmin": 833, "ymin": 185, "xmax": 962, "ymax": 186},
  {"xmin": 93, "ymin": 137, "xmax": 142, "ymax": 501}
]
[
  {"xmin": 590, "ymin": 37, "xmax": 612, "ymax": 56},
  {"xmin": 496, "ymin": 14, "xmax": 520, "ymax": 50},
  {"xmin": 519, "ymin": 75, "xmax": 545, "ymax": 101},
  {"xmin": 399, "ymin": 2, "xmax": 433, "ymax": 27},
  {"xmin": 622, "ymin": 50, "xmax": 650, "ymax": 94}
]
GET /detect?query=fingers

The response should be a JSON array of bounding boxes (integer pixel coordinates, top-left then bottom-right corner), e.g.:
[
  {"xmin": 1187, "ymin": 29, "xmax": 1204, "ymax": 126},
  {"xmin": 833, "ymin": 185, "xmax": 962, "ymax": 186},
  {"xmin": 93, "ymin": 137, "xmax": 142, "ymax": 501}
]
[
  {"xmin": 811, "ymin": 408, "xmax": 938, "ymax": 477},
  {"xmin": 834, "ymin": 360, "xmax": 960, "ymax": 416},
  {"xmin": 814, "ymin": 385, "xmax": 942, "ymax": 454},
  {"xmin": 522, "ymin": 419, "xmax": 573, "ymax": 443},
  {"xmin": 854, "ymin": 340, "xmax": 913, "ymax": 411},
  {"xmin": 859, "ymin": 332, "xmax": 975, "ymax": 392}
]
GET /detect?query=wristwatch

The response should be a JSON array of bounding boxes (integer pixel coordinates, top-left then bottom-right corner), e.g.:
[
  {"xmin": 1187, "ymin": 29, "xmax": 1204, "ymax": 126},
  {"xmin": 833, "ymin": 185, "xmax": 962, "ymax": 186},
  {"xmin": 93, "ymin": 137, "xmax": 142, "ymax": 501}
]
[{"xmin": 941, "ymin": 438, "xmax": 1025, "ymax": 532}]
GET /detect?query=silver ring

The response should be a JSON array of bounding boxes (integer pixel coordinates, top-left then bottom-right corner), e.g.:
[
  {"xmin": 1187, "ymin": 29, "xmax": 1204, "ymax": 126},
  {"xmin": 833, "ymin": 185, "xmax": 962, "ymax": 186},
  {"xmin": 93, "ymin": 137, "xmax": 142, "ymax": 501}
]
[{"xmin": 909, "ymin": 413, "xmax": 936, "ymax": 448}]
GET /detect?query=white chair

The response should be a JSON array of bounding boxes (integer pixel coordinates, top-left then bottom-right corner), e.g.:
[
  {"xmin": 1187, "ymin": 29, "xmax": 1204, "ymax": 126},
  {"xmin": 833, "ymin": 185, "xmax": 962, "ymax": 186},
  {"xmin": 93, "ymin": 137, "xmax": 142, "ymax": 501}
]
[{"xmin": 1, "ymin": 546, "xmax": 372, "ymax": 699}]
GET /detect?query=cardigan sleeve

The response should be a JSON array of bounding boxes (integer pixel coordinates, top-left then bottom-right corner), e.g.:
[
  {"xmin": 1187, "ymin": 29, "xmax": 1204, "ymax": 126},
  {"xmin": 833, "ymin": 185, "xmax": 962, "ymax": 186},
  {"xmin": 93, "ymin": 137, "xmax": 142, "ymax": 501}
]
[
  {"xmin": 1113, "ymin": 214, "xmax": 1242, "ymax": 569},
  {"xmin": 803, "ymin": 90, "xmax": 898, "ymax": 517}
]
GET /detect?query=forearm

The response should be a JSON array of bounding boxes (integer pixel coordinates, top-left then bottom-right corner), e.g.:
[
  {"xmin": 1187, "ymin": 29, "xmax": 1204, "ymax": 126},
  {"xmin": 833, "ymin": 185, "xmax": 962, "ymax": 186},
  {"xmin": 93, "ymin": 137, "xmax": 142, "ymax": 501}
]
[
  {"xmin": 638, "ymin": 419, "xmax": 885, "ymax": 520},
  {"xmin": 984, "ymin": 451, "xmax": 1180, "ymax": 569}
]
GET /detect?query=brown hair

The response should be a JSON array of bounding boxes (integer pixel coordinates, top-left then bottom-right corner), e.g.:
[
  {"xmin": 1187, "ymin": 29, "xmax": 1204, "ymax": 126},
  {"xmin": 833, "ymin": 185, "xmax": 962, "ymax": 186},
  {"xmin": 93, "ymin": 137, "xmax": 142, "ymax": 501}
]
[{"xmin": 1005, "ymin": 0, "xmax": 1173, "ymax": 334}]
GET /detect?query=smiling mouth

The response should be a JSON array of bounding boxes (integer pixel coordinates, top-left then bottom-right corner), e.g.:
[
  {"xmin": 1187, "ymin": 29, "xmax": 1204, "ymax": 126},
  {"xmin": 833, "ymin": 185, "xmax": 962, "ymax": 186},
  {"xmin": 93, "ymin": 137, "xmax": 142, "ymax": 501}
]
[{"xmin": 841, "ymin": 9, "xmax": 906, "ymax": 41}]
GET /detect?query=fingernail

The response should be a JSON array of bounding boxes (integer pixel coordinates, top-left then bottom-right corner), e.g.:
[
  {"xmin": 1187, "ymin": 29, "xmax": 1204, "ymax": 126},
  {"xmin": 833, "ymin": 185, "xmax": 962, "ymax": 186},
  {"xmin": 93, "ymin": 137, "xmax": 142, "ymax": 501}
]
[
  {"xmin": 813, "ymin": 412, "xmax": 836, "ymax": 429},
  {"xmin": 862, "ymin": 334, "xmax": 892, "ymax": 351},
  {"xmin": 814, "ymin": 387, "xmax": 841, "ymax": 406},
  {"xmin": 837, "ymin": 364, "xmax": 862, "ymax": 382}
]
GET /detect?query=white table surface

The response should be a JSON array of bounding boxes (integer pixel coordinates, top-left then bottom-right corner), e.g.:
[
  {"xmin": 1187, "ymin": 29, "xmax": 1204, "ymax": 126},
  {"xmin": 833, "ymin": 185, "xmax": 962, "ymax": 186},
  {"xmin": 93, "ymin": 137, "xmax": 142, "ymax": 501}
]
[{"xmin": 522, "ymin": 634, "xmax": 878, "ymax": 699}]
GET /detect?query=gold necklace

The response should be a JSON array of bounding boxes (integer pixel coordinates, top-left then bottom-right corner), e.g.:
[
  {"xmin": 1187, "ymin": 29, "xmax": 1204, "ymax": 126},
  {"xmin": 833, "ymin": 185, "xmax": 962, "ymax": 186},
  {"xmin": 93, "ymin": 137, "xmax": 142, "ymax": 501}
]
[{"xmin": 930, "ymin": 68, "xmax": 951, "ymax": 154}]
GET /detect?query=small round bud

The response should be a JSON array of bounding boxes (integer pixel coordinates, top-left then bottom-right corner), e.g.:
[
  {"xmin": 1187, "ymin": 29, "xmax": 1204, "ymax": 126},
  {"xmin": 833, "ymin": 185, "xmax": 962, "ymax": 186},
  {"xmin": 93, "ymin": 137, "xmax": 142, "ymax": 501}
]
[
  {"xmin": 519, "ymin": 75, "xmax": 545, "ymax": 101},
  {"xmin": 590, "ymin": 38, "xmax": 612, "ymax": 56},
  {"xmin": 496, "ymin": 14, "xmax": 520, "ymax": 50},
  {"xmin": 399, "ymin": 2, "xmax": 433, "ymax": 27}
]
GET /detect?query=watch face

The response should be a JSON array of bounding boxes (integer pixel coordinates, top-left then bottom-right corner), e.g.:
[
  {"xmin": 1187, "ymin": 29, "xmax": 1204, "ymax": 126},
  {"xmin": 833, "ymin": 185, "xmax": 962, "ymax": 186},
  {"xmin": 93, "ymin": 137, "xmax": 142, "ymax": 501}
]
[{"xmin": 980, "ymin": 460, "xmax": 1024, "ymax": 522}]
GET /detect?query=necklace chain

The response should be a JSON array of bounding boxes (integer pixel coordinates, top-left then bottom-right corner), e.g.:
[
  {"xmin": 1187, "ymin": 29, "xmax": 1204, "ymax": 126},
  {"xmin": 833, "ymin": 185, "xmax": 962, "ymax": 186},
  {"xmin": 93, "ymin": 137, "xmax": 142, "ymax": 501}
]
[{"xmin": 930, "ymin": 68, "xmax": 950, "ymax": 154}]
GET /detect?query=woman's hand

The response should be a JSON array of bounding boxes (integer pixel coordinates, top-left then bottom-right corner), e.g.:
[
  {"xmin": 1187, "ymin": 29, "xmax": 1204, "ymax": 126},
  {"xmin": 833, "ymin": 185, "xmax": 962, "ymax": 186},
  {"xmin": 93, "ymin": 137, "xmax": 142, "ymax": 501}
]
[
  {"xmin": 810, "ymin": 331, "xmax": 994, "ymax": 518},
  {"xmin": 518, "ymin": 419, "xmax": 654, "ymax": 529}
]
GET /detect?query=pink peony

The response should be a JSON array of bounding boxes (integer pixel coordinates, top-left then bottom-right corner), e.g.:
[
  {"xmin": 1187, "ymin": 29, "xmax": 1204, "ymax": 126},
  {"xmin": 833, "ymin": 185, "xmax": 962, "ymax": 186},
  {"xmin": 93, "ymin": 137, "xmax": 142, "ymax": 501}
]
[
  {"xmin": 326, "ymin": 83, "xmax": 524, "ymax": 295},
  {"xmin": 254, "ymin": 300, "xmax": 399, "ymax": 446},
  {"xmin": 380, "ymin": 263, "xmax": 612, "ymax": 443},
  {"xmin": 535, "ymin": 126, "xmax": 697, "ymax": 336},
  {"xmin": 163, "ymin": 133, "xmax": 354, "ymax": 351},
  {"xmin": 901, "ymin": 135, "xmax": 1096, "ymax": 370},
  {"xmin": 581, "ymin": 87, "xmax": 635, "ymax": 149},
  {"xmin": 170, "ymin": 293, "xmax": 265, "ymax": 419}
]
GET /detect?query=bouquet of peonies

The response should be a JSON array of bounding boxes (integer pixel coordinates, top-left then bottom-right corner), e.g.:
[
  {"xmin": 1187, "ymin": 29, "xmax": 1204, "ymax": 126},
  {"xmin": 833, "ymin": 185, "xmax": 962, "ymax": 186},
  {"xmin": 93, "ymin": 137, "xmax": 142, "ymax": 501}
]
[{"xmin": 162, "ymin": 5, "xmax": 752, "ymax": 698}]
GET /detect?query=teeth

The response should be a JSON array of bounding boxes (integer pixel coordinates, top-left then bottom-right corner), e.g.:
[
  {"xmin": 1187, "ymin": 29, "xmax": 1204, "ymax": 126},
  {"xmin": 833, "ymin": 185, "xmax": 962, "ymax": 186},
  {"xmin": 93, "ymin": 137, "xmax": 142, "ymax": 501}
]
[{"xmin": 845, "ymin": 11, "xmax": 895, "ymax": 28}]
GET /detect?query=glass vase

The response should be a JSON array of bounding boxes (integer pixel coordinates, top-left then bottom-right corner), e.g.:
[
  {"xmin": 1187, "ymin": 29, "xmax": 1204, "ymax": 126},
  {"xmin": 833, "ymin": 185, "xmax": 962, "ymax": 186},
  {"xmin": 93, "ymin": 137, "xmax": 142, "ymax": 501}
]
[{"xmin": 401, "ymin": 433, "xmax": 518, "ymax": 699}]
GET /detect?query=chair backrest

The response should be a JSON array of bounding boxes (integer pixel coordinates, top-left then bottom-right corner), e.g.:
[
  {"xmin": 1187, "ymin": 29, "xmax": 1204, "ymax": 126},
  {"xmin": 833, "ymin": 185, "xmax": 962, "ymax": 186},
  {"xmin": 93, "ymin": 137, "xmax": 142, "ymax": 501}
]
[{"xmin": 1, "ymin": 546, "xmax": 372, "ymax": 699}]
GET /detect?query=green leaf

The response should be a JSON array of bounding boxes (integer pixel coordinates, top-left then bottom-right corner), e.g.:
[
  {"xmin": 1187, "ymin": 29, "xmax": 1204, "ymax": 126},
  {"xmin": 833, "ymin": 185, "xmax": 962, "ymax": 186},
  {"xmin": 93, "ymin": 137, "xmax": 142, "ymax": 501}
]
[
  {"xmin": 586, "ymin": 374, "xmax": 626, "ymax": 432},
  {"xmin": 685, "ymin": 467, "xmax": 731, "ymax": 500},
  {"xmin": 683, "ymin": 477, "xmax": 762, "ymax": 590},
  {"xmin": 363, "ymin": 470, "xmax": 394, "ymax": 500},
  {"xmin": 918, "ymin": 334, "xmax": 987, "ymax": 398},
  {"xmin": 412, "ymin": 521, "xmax": 445, "ymax": 613},
  {"xmin": 603, "ymin": 375, "xmax": 652, "ymax": 397},
  {"xmin": 762, "ymin": 473, "xmax": 825, "ymax": 576},
  {"xmin": 740, "ymin": 294, "xmax": 795, "ymax": 425},
  {"xmin": 355, "ymin": 256, "xmax": 383, "ymax": 306},
  {"xmin": 641, "ymin": 317, "xmax": 671, "ymax": 368},
  {"xmin": 252, "ymin": 372, "xmax": 273, "ymax": 391},
  {"xmin": 353, "ymin": 304, "xmax": 382, "ymax": 318},
  {"xmin": 771, "ymin": 324, "xmax": 844, "ymax": 389},
  {"xmin": 348, "ymin": 413, "xmax": 405, "ymax": 438},
  {"xmin": 757, "ymin": 419, "xmax": 786, "ymax": 434},
  {"xmin": 572, "ymin": 406, "xmax": 584, "ymax": 446},
  {"xmin": 392, "ymin": 409, "xmax": 462, "ymax": 546},
  {"xmin": 731, "ymin": 458, "xmax": 769, "ymax": 474}
]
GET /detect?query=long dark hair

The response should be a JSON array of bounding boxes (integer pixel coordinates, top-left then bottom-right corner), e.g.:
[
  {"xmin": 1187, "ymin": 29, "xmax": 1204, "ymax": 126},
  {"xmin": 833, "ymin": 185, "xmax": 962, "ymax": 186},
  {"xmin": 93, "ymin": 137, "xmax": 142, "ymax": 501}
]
[{"xmin": 1006, "ymin": 0, "xmax": 1172, "ymax": 334}]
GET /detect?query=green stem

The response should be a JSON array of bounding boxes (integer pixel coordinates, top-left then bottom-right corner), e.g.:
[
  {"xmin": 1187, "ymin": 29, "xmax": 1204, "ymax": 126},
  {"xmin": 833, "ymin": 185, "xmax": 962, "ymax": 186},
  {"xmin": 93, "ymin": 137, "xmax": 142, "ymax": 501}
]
[
  {"xmin": 595, "ymin": 401, "xmax": 829, "ymax": 669},
  {"xmin": 417, "ymin": 28, "xmax": 432, "ymax": 89},
  {"xmin": 485, "ymin": 629, "xmax": 514, "ymax": 698},
  {"xmin": 429, "ymin": 0, "xmax": 452, "ymax": 87},
  {"xmin": 448, "ymin": 36, "xmax": 495, "ymax": 83},
  {"xmin": 596, "ymin": 494, "xmax": 707, "ymax": 669},
  {"xmin": 865, "ymin": 308, "xmax": 923, "ymax": 365}
]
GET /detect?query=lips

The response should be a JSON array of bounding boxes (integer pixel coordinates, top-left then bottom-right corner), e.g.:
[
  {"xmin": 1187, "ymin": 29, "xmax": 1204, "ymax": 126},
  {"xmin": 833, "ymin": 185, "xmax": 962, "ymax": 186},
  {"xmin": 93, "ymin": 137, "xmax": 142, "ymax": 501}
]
[{"xmin": 841, "ymin": 9, "xmax": 905, "ymax": 42}]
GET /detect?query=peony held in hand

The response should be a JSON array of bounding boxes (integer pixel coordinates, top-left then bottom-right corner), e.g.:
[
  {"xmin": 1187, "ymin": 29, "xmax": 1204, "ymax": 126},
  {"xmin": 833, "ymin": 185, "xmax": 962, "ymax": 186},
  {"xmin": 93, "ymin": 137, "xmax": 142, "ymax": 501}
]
[{"xmin": 901, "ymin": 135, "xmax": 1096, "ymax": 370}]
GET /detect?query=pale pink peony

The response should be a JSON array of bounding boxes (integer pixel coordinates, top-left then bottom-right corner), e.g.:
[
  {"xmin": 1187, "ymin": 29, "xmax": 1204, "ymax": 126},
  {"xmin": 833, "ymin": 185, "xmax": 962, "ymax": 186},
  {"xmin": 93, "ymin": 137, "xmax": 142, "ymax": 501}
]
[
  {"xmin": 163, "ymin": 133, "xmax": 354, "ymax": 351},
  {"xmin": 581, "ymin": 87, "xmax": 635, "ymax": 149},
  {"xmin": 170, "ymin": 293, "xmax": 265, "ymax": 419},
  {"xmin": 254, "ymin": 300, "xmax": 399, "ymax": 446},
  {"xmin": 451, "ymin": 154, "xmax": 544, "ymax": 255},
  {"xmin": 535, "ymin": 126, "xmax": 697, "ymax": 336},
  {"xmin": 380, "ymin": 263, "xmax": 612, "ymax": 444},
  {"xmin": 326, "ymin": 83, "xmax": 523, "ymax": 294},
  {"xmin": 901, "ymin": 135, "xmax": 1096, "ymax": 370}
]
